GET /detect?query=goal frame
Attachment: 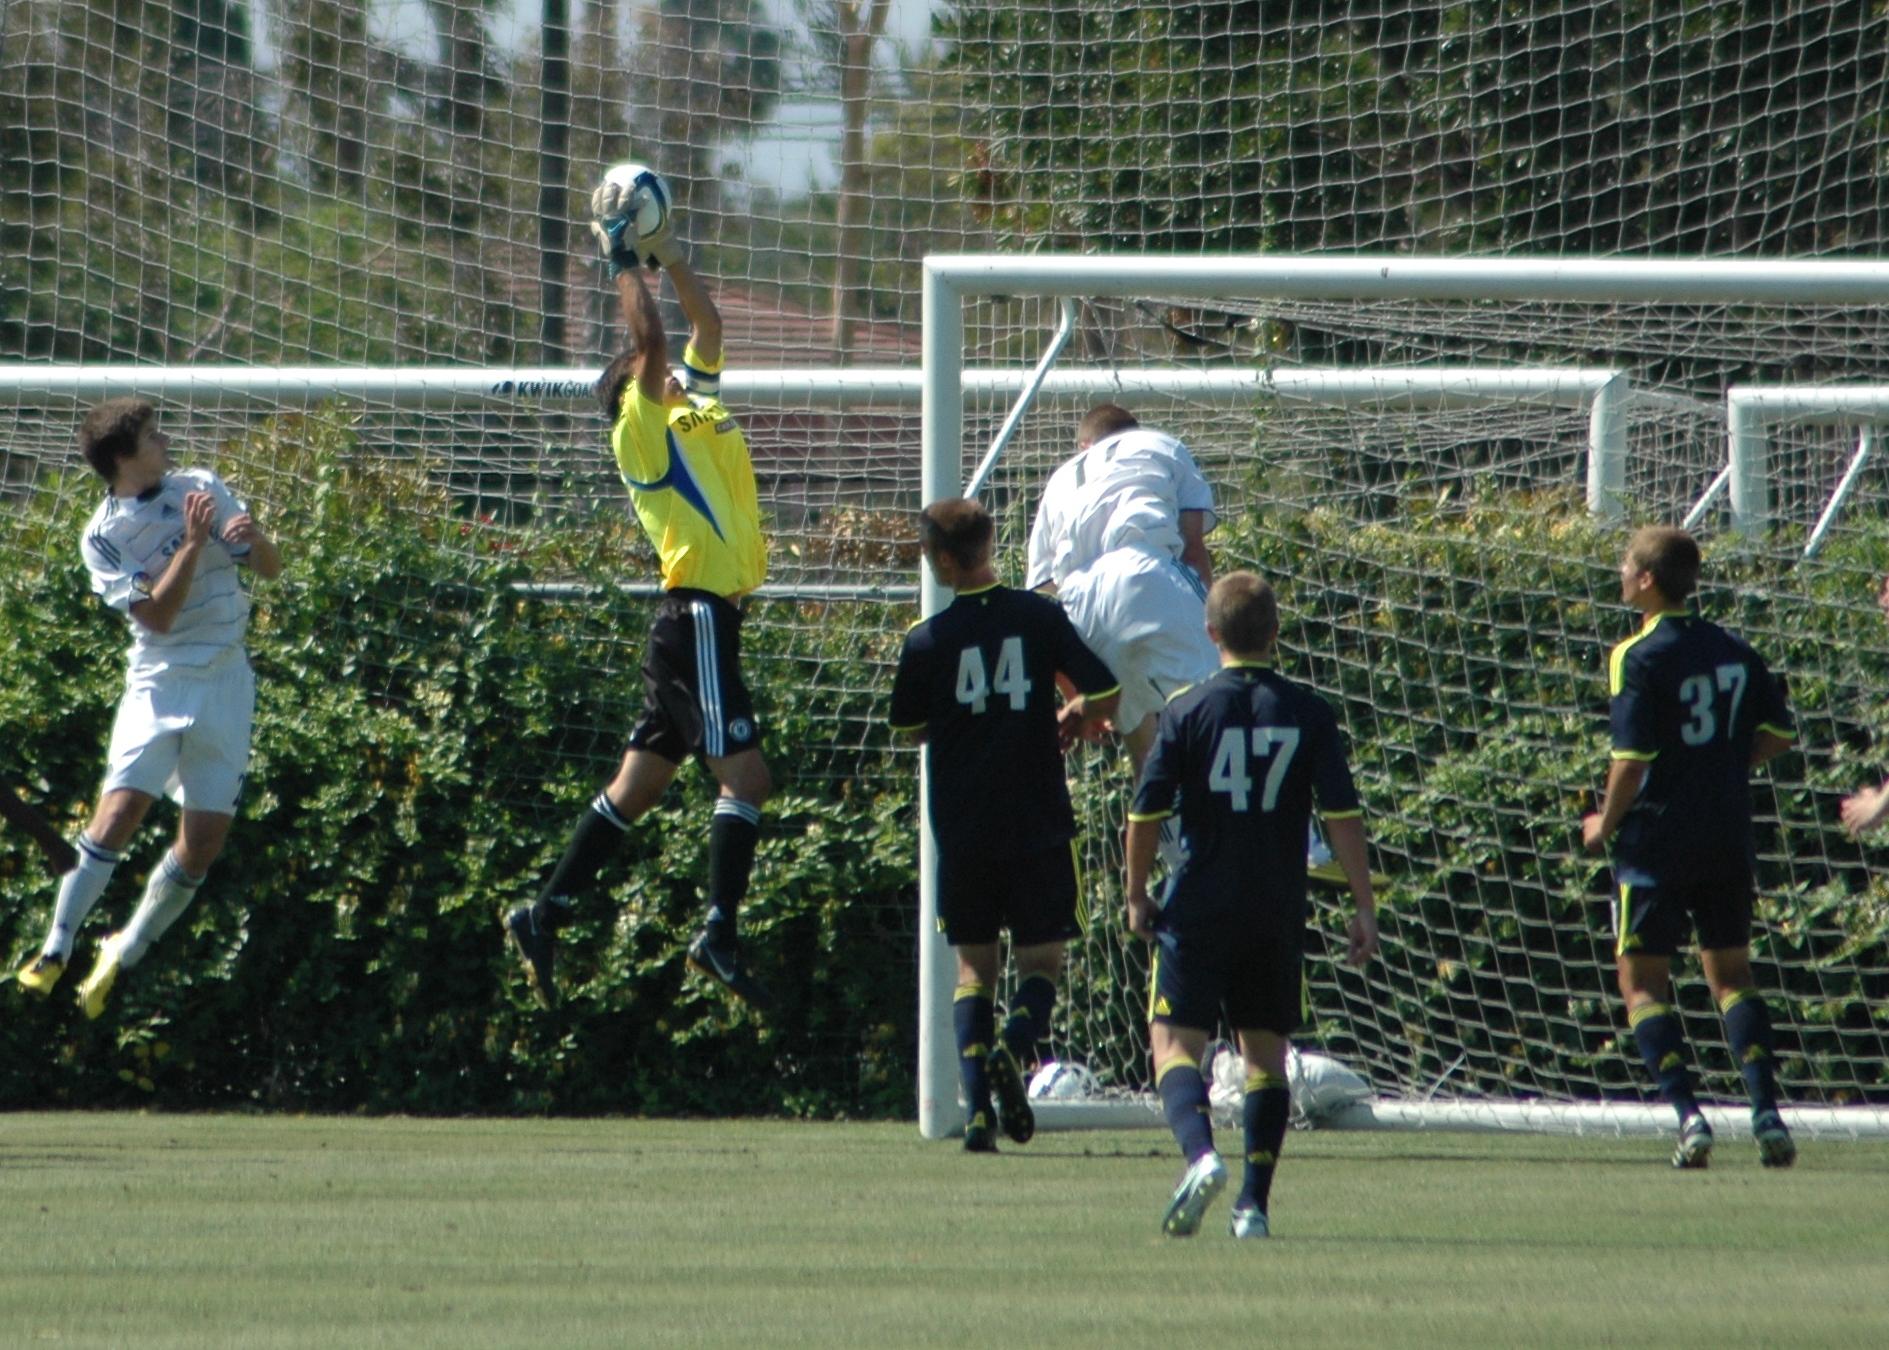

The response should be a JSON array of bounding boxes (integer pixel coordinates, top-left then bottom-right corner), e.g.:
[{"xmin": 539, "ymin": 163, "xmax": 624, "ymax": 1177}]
[{"xmin": 916, "ymin": 253, "xmax": 1889, "ymax": 1141}]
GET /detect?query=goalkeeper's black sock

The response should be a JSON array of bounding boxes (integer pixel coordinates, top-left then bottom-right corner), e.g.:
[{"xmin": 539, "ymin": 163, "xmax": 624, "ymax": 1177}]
[
  {"xmin": 1720, "ymin": 988, "xmax": 1781, "ymax": 1117},
  {"xmin": 954, "ymin": 983, "xmax": 995, "ymax": 1120},
  {"xmin": 1157, "ymin": 1057, "xmax": 1215, "ymax": 1163},
  {"xmin": 1239, "ymin": 1072, "xmax": 1291, "ymax": 1214},
  {"xmin": 1630, "ymin": 1002, "xmax": 1701, "ymax": 1122},
  {"xmin": 703, "ymin": 798, "xmax": 761, "ymax": 938},
  {"xmin": 1000, "ymin": 973, "xmax": 1056, "ymax": 1067},
  {"xmin": 534, "ymin": 793, "xmax": 632, "ymax": 924}
]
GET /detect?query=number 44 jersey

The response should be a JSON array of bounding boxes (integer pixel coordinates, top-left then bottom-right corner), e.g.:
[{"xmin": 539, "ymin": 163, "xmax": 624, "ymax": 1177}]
[
  {"xmin": 1606, "ymin": 610, "xmax": 1794, "ymax": 886},
  {"xmin": 890, "ymin": 583, "xmax": 1119, "ymax": 861},
  {"xmin": 1130, "ymin": 663, "xmax": 1362, "ymax": 931}
]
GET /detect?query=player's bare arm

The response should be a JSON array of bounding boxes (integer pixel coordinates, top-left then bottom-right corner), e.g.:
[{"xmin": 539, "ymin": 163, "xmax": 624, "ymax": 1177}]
[
  {"xmin": 1324, "ymin": 814, "xmax": 1379, "ymax": 965},
  {"xmin": 223, "ymin": 513, "xmax": 282, "ymax": 580},
  {"xmin": 665, "ymin": 253, "xmax": 723, "ymax": 369},
  {"xmin": 129, "ymin": 490, "xmax": 214, "ymax": 634},
  {"xmin": 1750, "ymin": 727, "xmax": 1793, "ymax": 769},
  {"xmin": 1122, "ymin": 815, "xmax": 1161, "ymax": 940},
  {"xmin": 616, "ymin": 270, "xmax": 670, "ymax": 403},
  {"xmin": 1581, "ymin": 756, "xmax": 1650, "ymax": 853},
  {"xmin": 1057, "ymin": 688, "xmax": 1119, "ymax": 750}
]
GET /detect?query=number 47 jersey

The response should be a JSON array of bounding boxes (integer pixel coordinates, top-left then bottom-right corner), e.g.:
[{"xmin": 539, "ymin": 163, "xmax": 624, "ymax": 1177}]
[
  {"xmin": 1606, "ymin": 610, "xmax": 1794, "ymax": 884},
  {"xmin": 1131, "ymin": 663, "xmax": 1362, "ymax": 930},
  {"xmin": 889, "ymin": 583, "xmax": 1119, "ymax": 861}
]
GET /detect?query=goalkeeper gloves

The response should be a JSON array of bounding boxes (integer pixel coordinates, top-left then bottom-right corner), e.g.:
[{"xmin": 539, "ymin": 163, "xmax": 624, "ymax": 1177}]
[
  {"xmin": 589, "ymin": 214, "xmax": 684, "ymax": 275},
  {"xmin": 638, "ymin": 222, "xmax": 683, "ymax": 271},
  {"xmin": 590, "ymin": 216, "xmax": 639, "ymax": 278}
]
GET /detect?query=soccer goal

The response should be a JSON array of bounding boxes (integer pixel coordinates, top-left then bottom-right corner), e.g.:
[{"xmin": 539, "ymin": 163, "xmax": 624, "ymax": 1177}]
[{"xmin": 916, "ymin": 254, "xmax": 1889, "ymax": 1142}]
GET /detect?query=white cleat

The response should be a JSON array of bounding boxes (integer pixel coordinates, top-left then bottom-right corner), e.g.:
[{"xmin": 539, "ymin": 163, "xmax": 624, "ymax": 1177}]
[
  {"xmin": 1162, "ymin": 1152, "xmax": 1227, "ymax": 1237},
  {"xmin": 1229, "ymin": 1205, "xmax": 1271, "ymax": 1239}
]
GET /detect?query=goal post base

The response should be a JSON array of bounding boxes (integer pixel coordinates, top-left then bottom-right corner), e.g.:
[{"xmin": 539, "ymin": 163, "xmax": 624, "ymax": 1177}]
[{"xmin": 934, "ymin": 1097, "xmax": 1889, "ymax": 1140}]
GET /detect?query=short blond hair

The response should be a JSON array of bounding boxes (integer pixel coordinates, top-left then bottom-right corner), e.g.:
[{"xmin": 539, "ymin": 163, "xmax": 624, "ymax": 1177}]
[
  {"xmin": 1625, "ymin": 526, "xmax": 1700, "ymax": 603},
  {"xmin": 1207, "ymin": 571, "xmax": 1278, "ymax": 656}
]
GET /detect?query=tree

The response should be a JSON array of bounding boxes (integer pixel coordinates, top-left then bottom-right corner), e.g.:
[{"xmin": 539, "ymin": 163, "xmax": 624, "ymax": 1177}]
[{"xmin": 940, "ymin": 0, "xmax": 1889, "ymax": 257}]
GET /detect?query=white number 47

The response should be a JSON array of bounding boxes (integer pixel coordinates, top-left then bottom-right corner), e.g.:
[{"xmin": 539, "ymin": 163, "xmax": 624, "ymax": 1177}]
[{"xmin": 1208, "ymin": 726, "xmax": 1301, "ymax": 812}]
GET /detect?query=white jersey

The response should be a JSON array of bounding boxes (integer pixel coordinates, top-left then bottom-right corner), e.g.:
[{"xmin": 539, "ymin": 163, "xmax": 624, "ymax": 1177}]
[
  {"xmin": 1024, "ymin": 428, "xmax": 1217, "ymax": 591},
  {"xmin": 80, "ymin": 467, "xmax": 252, "ymax": 681}
]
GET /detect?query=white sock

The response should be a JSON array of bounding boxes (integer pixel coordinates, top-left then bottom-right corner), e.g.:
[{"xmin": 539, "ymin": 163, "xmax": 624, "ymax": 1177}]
[
  {"xmin": 119, "ymin": 851, "xmax": 204, "ymax": 969},
  {"xmin": 44, "ymin": 834, "xmax": 125, "ymax": 961}
]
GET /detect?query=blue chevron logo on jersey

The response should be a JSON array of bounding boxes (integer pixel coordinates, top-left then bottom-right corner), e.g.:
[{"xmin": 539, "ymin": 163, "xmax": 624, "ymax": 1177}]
[{"xmin": 620, "ymin": 430, "xmax": 726, "ymax": 540}]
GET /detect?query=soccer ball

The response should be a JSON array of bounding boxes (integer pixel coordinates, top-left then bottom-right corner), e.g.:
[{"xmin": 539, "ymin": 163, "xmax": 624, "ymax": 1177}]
[
  {"xmin": 1027, "ymin": 1060, "xmax": 1098, "ymax": 1101},
  {"xmin": 594, "ymin": 162, "xmax": 672, "ymax": 246}
]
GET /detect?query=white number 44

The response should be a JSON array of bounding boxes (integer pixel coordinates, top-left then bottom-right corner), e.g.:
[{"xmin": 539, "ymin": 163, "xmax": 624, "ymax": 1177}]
[
  {"xmin": 955, "ymin": 637, "xmax": 1033, "ymax": 714},
  {"xmin": 1208, "ymin": 726, "xmax": 1301, "ymax": 812}
]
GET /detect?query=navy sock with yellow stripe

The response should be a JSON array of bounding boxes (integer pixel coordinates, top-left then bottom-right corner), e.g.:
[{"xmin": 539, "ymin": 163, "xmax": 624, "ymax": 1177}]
[
  {"xmin": 1629, "ymin": 1003, "xmax": 1700, "ymax": 1123},
  {"xmin": 1157, "ymin": 1058, "xmax": 1215, "ymax": 1163},
  {"xmin": 1000, "ymin": 974, "xmax": 1056, "ymax": 1068},
  {"xmin": 1720, "ymin": 989, "xmax": 1781, "ymax": 1117},
  {"xmin": 954, "ymin": 984, "xmax": 995, "ymax": 1121},
  {"xmin": 1239, "ymin": 1072, "xmax": 1291, "ymax": 1215}
]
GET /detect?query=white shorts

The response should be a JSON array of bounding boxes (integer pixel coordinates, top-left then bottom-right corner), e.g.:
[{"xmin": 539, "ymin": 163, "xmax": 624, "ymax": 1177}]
[
  {"xmin": 1057, "ymin": 546, "xmax": 1219, "ymax": 734},
  {"xmin": 102, "ymin": 650, "xmax": 256, "ymax": 816}
]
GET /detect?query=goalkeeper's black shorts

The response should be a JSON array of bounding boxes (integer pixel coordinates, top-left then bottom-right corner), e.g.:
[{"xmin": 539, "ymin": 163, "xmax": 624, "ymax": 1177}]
[{"xmin": 627, "ymin": 588, "xmax": 761, "ymax": 764}]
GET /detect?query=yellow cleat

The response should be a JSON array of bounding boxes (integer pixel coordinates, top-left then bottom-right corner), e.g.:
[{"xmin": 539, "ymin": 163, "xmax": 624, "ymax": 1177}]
[
  {"xmin": 15, "ymin": 953, "xmax": 66, "ymax": 997},
  {"xmin": 75, "ymin": 932, "xmax": 129, "ymax": 1021}
]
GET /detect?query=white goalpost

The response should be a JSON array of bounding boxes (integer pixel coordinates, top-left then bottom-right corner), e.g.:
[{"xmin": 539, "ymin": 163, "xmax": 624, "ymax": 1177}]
[{"xmin": 916, "ymin": 254, "xmax": 1889, "ymax": 1142}]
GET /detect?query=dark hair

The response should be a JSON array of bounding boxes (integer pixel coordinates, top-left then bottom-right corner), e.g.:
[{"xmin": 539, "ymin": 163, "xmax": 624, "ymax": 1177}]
[
  {"xmin": 918, "ymin": 497, "xmax": 994, "ymax": 572},
  {"xmin": 596, "ymin": 351, "xmax": 636, "ymax": 418},
  {"xmin": 1625, "ymin": 525, "xmax": 1701, "ymax": 603},
  {"xmin": 1077, "ymin": 403, "xmax": 1138, "ymax": 446},
  {"xmin": 1207, "ymin": 571, "xmax": 1279, "ymax": 656},
  {"xmin": 78, "ymin": 399, "xmax": 158, "ymax": 483}
]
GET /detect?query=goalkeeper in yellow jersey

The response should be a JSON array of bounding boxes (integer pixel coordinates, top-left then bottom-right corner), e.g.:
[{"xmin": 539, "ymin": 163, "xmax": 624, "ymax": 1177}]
[{"xmin": 505, "ymin": 168, "xmax": 773, "ymax": 1012}]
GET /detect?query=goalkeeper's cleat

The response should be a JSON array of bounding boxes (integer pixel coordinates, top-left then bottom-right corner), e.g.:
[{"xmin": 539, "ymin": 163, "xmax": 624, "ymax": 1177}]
[
  {"xmin": 1228, "ymin": 1204, "xmax": 1271, "ymax": 1240},
  {"xmin": 962, "ymin": 1110, "xmax": 998, "ymax": 1154},
  {"xmin": 687, "ymin": 929, "xmax": 773, "ymax": 1011},
  {"xmin": 1162, "ymin": 1152, "xmax": 1227, "ymax": 1238},
  {"xmin": 1753, "ymin": 1111, "xmax": 1797, "ymax": 1169},
  {"xmin": 987, "ymin": 1042, "xmax": 1036, "ymax": 1145},
  {"xmin": 1671, "ymin": 1113, "xmax": 1714, "ymax": 1169},
  {"xmin": 75, "ymin": 932, "xmax": 128, "ymax": 1021},
  {"xmin": 504, "ymin": 905, "xmax": 559, "ymax": 1010},
  {"xmin": 15, "ymin": 953, "xmax": 66, "ymax": 998}
]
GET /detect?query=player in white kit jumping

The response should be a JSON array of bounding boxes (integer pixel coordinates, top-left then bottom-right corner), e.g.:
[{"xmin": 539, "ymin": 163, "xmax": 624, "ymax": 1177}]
[
  {"xmin": 13, "ymin": 399, "xmax": 282, "ymax": 1018},
  {"xmin": 1027, "ymin": 404, "xmax": 1337, "ymax": 876}
]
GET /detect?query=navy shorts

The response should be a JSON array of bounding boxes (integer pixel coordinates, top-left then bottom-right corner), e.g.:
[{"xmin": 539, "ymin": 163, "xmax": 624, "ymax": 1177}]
[
  {"xmin": 1148, "ymin": 922, "xmax": 1305, "ymax": 1036},
  {"xmin": 1614, "ymin": 864, "xmax": 1755, "ymax": 958},
  {"xmin": 936, "ymin": 840, "xmax": 1081, "ymax": 948},
  {"xmin": 627, "ymin": 589, "xmax": 762, "ymax": 764}
]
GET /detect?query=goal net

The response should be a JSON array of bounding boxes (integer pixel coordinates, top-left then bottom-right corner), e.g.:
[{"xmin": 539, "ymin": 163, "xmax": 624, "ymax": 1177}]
[{"xmin": 919, "ymin": 257, "xmax": 1889, "ymax": 1141}]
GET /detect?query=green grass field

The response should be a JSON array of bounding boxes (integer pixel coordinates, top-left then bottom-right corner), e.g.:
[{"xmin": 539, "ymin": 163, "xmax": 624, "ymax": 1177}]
[{"xmin": 2, "ymin": 1114, "xmax": 1885, "ymax": 1348}]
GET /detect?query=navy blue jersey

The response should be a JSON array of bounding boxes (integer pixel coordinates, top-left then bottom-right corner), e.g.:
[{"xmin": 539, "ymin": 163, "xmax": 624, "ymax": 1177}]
[
  {"xmin": 1606, "ymin": 610, "xmax": 1793, "ymax": 883},
  {"xmin": 1130, "ymin": 663, "xmax": 1361, "ymax": 932},
  {"xmin": 890, "ymin": 583, "xmax": 1119, "ymax": 860}
]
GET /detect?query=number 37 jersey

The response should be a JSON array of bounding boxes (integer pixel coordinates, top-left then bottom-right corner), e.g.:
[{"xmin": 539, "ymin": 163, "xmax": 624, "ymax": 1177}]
[
  {"xmin": 1607, "ymin": 611, "xmax": 1794, "ymax": 881},
  {"xmin": 1131, "ymin": 664, "xmax": 1361, "ymax": 929},
  {"xmin": 889, "ymin": 583, "xmax": 1118, "ymax": 860}
]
